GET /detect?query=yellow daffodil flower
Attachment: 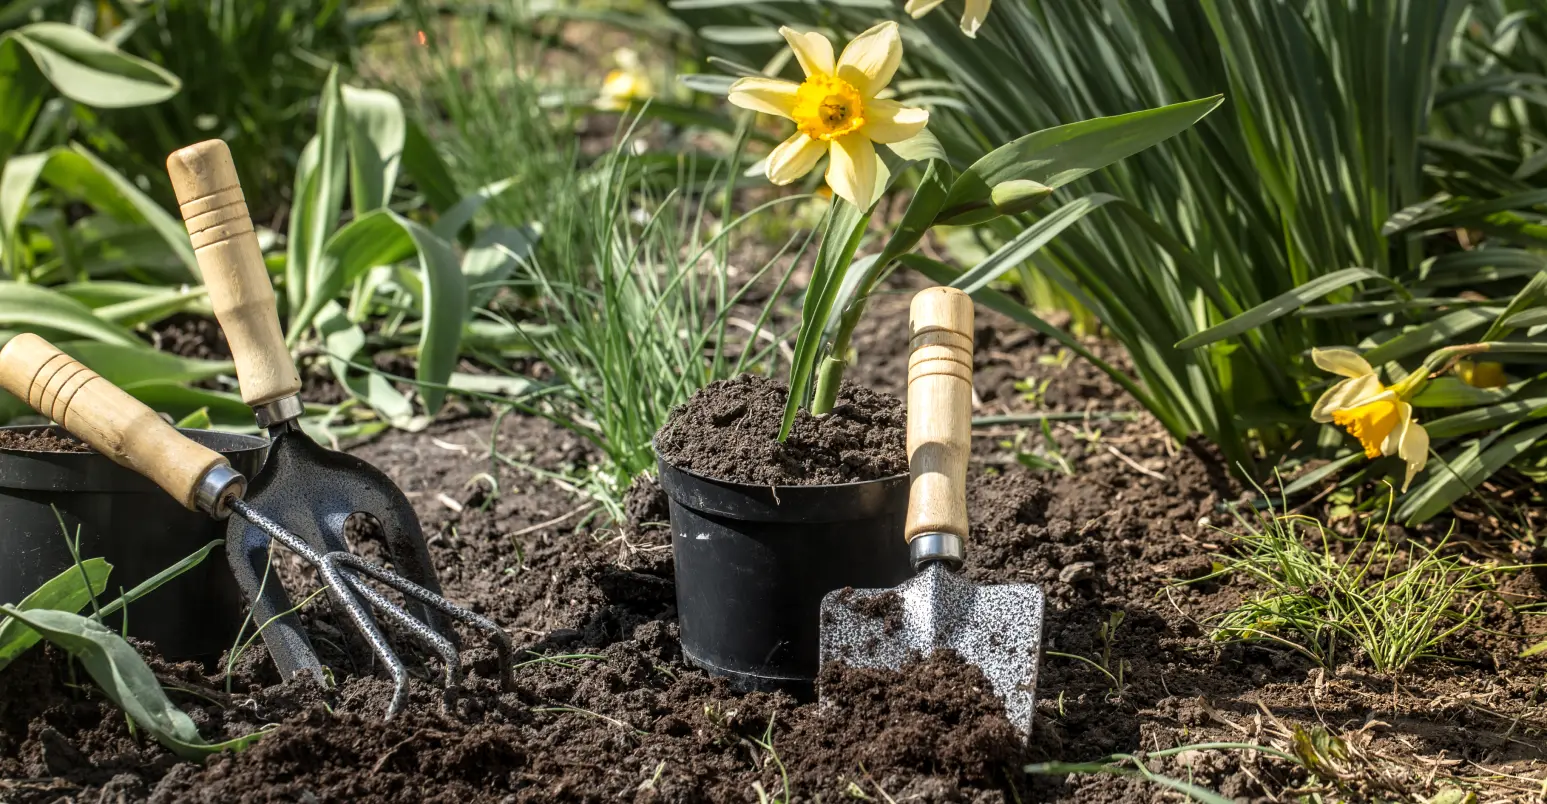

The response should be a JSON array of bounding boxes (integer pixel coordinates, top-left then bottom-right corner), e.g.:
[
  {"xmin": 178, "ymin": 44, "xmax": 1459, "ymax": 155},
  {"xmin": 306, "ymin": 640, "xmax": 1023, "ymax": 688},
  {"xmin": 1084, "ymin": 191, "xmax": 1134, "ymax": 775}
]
[
  {"xmin": 1457, "ymin": 359, "xmax": 1507, "ymax": 389},
  {"xmin": 727, "ymin": 22, "xmax": 929, "ymax": 211},
  {"xmin": 598, "ymin": 49, "xmax": 652, "ymax": 111},
  {"xmin": 1310, "ymin": 348, "xmax": 1429, "ymax": 491},
  {"xmin": 905, "ymin": 0, "xmax": 992, "ymax": 38}
]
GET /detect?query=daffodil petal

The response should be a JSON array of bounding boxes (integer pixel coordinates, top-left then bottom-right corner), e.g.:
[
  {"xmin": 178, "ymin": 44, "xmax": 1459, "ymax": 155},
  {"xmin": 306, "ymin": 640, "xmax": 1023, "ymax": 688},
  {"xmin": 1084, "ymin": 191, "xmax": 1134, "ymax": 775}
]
[
  {"xmin": 1396, "ymin": 413, "xmax": 1428, "ymax": 493},
  {"xmin": 904, "ymin": 0, "xmax": 947, "ymax": 17},
  {"xmin": 861, "ymin": 99, "xmax": 929, "ymax": 143},
  {"xmin": 727, "ymin": 77, "xmax": 799, "ymax": 119},
  {"xmin": 1311, "ymin": 347, "xmax": 1374, "ymax": 380},
  {"xmin": 961, "ymin": 0, "xmax": 992, "ymax": 37},
  {"xmin": 766, "ymin": 134, "xmax": 826, "ymax": 185},
  {"xmin": 837, "ymin": 21, "xmax": 902, "ymax": 99},
  {"xmin": 780, "ymin": 27, "xmax": 835, "ymax": 79},
  {"xmin": 826, "ymin": 132, "xmax": 877, "ymax": 210},
  {"xmin": 1311, "ymin": 374, "xmax": 1380, "ymax": 422}
]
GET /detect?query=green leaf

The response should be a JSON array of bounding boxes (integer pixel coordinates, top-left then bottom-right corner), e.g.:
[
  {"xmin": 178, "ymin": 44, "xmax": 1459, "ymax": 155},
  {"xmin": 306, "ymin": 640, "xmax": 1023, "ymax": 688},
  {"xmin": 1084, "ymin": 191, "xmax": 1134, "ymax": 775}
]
[
  {"xmin": 3, "ymin": 23, "xmax": 179, "ymax": 108},
  {"xmin": 1361, "ymin": 307, "xmax": 1499, "ymax": 365},
  {"xmin": 317, "ymin": 300, "xmax": 415, "ymax": 426},
  {"xmin": 1399, "ymin": 422, "xmax": 1547, "ymax": 524},
  {"xmin": 1177, "ymin": 268, "xmax": 1387, "ymax": 349},
  {"xmin": 175, "ymin": 408, "xmax": 211, "ymax": 429},
  {"xmin": 463, "ymin": 225, "xmax": 537, "ymax": 308},
  {"xmin": 953, "ymin": 194, "xmax": 1124, "ymax": 294},
  {"xmin": 937, "ymin": 95, "xmax": 1224, "ymax": 226},
  {"xmin": 93, "ymin": 286, "xmax": 209, "ymax": 327},
  {"xmin": 291, "ymin": 210, "xmax": 417, "ymax": 337},
  {"xmin": 390, "ymin": 212, "xmax": 466, "ymax": 415},
  {"xmin": 0, "ymin": 283, "xmax": 139, "ymax": 346},
  {"xmin": 96, "ymin": 540, "xmax": 223, "ymax": 622},
  {"xmin": 677, "ymin": 73, "xmax": 735, "ymax": 96},
  {"xmin": 341, "ymin": 84, "xmax": 405, "ymax": 217},
  {"xmin": 2, "ymin": 145, "xmax": 198, "ymax": 281},
  {"xmin": 58, "ymin": 341, "xmax": 232, "ymax": 387},
  {"xmin": 699, "ymin": 26, "xmax": 783, "ymax": 45},
  {"xmin": 781, "ymin": 198, "xmax": 868, "ymax": 439},
  {"xmin": 286, "ymin": 66, "xmax": 347, "ymax": 323},
  {"xmin": 1424, "ymin": 390, "xmax": 1547, "ymax": 439},
  {"xmin": 1480, "ymin": 271, "xmax": 1547, "ymax": 341},
  {"xmin": 431, "ymin": 177, "xmax": 519, "ymax": 242},
  {"xmin": 0, "ymin": 28, "xmax": 46, "ymax": 163},
  {"xmin": 885, "ymin": 129, "xmax": 948, "ymax": 164},
  {"xmin": 0, "ymin": 606, "xmax": 263, "ymax": 759},
  {"xmin": 0, "ymin": 557, "xmax": 110, "ymax": 671},
  {"xmin": 118, "ymin": 382, "xmax": 253, "ymax": 429},
  {"xmin": 1409, "ymin": 375, "xmax": 1531, "ymax": 408},
  {"xmin": 401, "ymin": 118, "xmax": 461, "ymax": 214}
]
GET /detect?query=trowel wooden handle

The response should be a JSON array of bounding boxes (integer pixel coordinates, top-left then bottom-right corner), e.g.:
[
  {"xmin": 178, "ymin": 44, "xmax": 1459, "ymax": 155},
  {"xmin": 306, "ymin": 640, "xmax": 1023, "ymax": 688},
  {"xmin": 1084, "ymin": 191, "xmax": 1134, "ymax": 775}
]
[
  {"xmin": 905, "ymin": 287, "xmax": 973, "ymax": 545},
  {"xmin": 0, "ymin": 334, "xmax": 230, "ymax": 511},
  {"xmin": 168, "ymin": 139, "xmax": 300, "ymax": 407}
]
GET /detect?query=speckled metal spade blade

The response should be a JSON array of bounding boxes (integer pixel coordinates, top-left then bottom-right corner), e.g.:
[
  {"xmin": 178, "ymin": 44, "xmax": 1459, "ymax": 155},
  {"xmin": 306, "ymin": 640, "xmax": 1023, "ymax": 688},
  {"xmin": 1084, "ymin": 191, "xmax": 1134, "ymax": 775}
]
[{"xmin": 818, "ymin": 564, "xmax": 1045, "ymax": 735}]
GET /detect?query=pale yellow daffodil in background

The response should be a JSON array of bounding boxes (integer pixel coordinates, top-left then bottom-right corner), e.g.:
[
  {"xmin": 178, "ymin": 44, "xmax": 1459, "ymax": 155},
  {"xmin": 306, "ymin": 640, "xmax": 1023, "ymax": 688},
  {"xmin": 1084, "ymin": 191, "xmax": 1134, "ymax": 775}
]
[
  {"xmin": 597, "ymin": 48, "xmax": 652, "ymax": 111},
  {"xmin": 905, "ymin": 0, "xmax": 992, "ymax": 38},
  {"xmin": 727, "ymin": 22, "xmax": 929, "ymax": 211},
  {"xmin": 1456, "ymin": 359, "xmax": 1507, "ymax": 389},
  {"xmin": 1310, "ymin": 348, "xmax": 1429, "ymax": 491}
]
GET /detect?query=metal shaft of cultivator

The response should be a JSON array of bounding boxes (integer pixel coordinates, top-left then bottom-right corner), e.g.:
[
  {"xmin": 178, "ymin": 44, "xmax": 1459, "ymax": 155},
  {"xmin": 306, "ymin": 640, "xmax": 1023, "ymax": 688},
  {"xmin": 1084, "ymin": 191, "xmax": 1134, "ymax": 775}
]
[{"xmin": 0, "ymin": 334, "xmax": 512, "ymax": 719}]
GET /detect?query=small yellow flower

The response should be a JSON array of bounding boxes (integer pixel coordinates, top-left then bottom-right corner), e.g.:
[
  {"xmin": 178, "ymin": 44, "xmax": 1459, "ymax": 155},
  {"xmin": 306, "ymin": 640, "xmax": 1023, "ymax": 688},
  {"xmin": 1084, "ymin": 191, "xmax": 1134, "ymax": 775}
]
[
  {"xmin": 905, "ymin": 0, "xmax": 992, "ymax": 38},
  {"xmin": 1311, "ymin": 348, "xmax": 1429, "ymax": 492},
  {"xmin": 727, "ymin": 22, "xmax": 929, "ymax": 210},
  {"xmin": 597, "ymin": 49, "xmax": 652, "ymax": 111},
  {"xmin": 1456, "ymin": 360, "xmax": 1507, "ymax": 389}
]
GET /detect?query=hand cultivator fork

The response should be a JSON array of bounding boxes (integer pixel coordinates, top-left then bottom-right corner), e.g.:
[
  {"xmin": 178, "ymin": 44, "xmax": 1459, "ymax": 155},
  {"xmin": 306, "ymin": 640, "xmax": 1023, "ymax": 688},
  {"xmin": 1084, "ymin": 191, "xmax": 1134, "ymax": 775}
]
[
  {"xmin": 162, "ymin": 139, "xmax": 513, "ymax": 716},
  {"xmin": 0, "ymin": 139, "xmax": 513, "ymax": 719}
]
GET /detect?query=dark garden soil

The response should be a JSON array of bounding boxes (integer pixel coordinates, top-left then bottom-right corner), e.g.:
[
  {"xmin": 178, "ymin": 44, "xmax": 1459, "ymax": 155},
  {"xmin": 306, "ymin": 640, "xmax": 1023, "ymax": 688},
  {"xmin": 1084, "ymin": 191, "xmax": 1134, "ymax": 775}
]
[
  {"xmin": 0, "ymin": 428, "xmax": 90, "ymax": 453},
  {"xmin": 654, "ymin": 374, "xmax": 907, "ymax": 486},
  {"xmin": 4, "ymin": 297, "xmax": 1547, "ymax": 803}
]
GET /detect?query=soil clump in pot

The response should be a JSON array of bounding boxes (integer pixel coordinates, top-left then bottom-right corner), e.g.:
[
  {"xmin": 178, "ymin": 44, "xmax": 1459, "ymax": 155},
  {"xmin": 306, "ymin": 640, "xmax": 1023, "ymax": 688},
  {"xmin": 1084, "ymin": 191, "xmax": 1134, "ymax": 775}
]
[
  {"xmin": 654, "ymin": 373, "xmax": 906, "ymax": 485},
  {"xmin": 0, "ymin": 429, "xmax": 91, "ymax": 452}
]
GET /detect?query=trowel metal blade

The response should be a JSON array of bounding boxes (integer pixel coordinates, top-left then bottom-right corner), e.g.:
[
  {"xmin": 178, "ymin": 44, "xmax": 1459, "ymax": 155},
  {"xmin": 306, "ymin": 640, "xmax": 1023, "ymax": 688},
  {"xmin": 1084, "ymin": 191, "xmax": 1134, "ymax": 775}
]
[{"xmin": 818, "ymin": 562, "xmax": 1045, "ymax": 735}]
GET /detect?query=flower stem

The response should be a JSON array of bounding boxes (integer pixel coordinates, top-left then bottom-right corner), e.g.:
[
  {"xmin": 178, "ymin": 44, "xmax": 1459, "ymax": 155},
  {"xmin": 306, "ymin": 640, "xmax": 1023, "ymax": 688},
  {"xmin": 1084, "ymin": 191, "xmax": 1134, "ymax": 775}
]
[{"xmin": 811, "ymin": 296, "xmax": 869, "ymax": 414}]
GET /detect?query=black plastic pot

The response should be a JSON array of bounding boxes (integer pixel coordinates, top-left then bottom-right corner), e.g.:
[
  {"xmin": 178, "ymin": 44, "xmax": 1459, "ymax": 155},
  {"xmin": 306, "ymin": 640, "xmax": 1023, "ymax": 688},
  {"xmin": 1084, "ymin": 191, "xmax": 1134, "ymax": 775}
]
[
  {"xmin": 657, "ymin": 453, "xmax": 911, "ymax": 697},
  {"xmin": 0, "ymin": 425, "xmax": 268, "ymax": 662}
]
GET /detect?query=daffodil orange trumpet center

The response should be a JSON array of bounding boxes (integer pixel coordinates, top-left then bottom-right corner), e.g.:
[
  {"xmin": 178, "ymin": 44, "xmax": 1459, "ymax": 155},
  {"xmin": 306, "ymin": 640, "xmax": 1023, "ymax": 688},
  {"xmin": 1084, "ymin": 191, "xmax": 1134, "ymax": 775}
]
[
  {"xmin": 793, "ymin": 75, "xmax": 865, "ymax": 141},
  {"xmin": 1331, "ymin": 397, "xmax": 1401, "ymax": 459}
]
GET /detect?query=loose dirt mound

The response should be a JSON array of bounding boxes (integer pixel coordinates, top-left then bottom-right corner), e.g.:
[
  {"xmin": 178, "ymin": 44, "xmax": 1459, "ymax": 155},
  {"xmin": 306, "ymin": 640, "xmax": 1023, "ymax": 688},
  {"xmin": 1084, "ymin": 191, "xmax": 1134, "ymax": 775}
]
[{"xmin": 654, "ymin": 374, "xmax": 906, "ymax": 485}]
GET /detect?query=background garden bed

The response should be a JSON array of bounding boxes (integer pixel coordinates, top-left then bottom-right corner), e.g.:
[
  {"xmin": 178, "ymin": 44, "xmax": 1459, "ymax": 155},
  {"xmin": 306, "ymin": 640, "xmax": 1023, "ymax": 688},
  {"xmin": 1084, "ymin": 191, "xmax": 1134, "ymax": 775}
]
[{"xmin": 3, "ymin": 295, "xmax": 1543, "ymax": 803}]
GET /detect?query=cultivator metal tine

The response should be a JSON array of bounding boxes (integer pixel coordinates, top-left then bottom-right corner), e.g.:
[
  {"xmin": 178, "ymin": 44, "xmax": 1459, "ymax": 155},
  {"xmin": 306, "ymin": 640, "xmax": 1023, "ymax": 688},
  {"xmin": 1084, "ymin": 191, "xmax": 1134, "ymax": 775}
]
[
  {"xmin": 327, "ymin": 550, "xmax": 516, "ymax": 692},
  {"xmin": 229, "ymin": 499, "xmax": 512, "ymax": 719}
]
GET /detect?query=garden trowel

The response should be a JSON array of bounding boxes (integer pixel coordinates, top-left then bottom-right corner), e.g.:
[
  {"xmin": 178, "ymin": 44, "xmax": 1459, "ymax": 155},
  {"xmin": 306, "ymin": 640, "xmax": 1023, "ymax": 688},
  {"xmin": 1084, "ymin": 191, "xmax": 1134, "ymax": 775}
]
[{"xmin": 818, "ymin": 287, "xmax": 1045, "ymax": 735}]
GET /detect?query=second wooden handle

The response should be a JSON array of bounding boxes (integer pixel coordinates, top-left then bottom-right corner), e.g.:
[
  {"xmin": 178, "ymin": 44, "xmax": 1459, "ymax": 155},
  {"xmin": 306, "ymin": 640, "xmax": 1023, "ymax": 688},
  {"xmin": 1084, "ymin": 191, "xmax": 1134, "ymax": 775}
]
[
  {"xmin": 167, "ymin": 139, "xmax": 300, "ymax": 407},
  {"xmin": 0, "ymin": 334, "xmax": 229, "ymax": 511},
  {"xmin": 904, "ymin": 287, "xmax": 974, "ymax": 544}
]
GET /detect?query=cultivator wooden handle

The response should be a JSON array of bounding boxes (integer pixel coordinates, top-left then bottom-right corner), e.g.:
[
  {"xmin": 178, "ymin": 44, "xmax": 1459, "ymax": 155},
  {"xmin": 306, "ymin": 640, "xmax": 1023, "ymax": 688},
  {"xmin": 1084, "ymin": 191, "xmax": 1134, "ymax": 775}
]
[
  {"xmin": 905, "ymin": 287, "xmax": 974, "ymax": 559},
  {"xmin": 167, "ymin": 140, "xmax": 301, "ymax": 410},
  {"xmin": 0, "ymin": 333, "xmax": 237, "ymax": 512}
]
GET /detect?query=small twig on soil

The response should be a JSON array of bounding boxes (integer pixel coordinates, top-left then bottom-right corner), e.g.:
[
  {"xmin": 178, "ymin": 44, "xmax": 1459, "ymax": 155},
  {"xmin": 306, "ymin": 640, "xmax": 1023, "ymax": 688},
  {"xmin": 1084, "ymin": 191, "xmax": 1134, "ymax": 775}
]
[
  {"xmin": 532, "ymin": 703, "xmax": 647, "ymax": 736},
  {"xmin": 508, "ymin": 504, "xmax": 595, "ymax": 538},
  {"xmin": 1105, "ymin": 443, "xmax": 1167, "ymax": 481}
]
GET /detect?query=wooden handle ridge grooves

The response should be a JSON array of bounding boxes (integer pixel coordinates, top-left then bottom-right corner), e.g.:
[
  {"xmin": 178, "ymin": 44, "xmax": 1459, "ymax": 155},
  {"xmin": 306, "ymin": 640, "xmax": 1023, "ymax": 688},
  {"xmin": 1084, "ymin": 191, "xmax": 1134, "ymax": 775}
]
[
  {"xmin": 904, "ymin": 287, "xmax": 974, "ymax": 545},
  {"xmin": 167, "ymin": 139, "xmax": 300, "ymax": 408},
  {"xmin": 0, "ymin": 334, "xmax": 230, "ymax": 511}
]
